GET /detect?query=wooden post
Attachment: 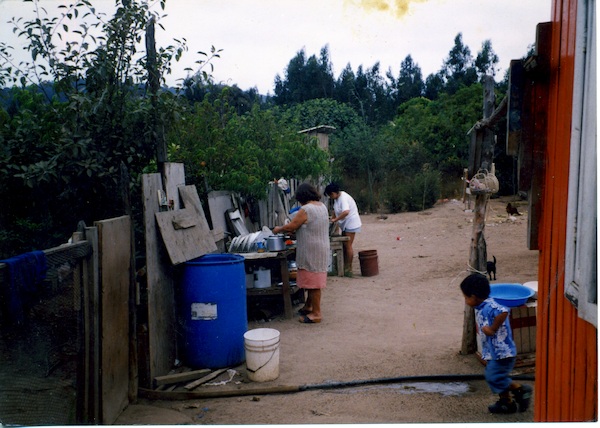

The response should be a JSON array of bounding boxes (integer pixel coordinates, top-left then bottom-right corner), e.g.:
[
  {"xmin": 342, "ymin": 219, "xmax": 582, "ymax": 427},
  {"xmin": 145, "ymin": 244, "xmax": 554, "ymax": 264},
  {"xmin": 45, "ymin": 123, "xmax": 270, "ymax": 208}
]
[
  {"xmin": 462, "ymin": 168, "xmax": 471, "ymax": 209},
  {"xmin": 119, "ymin": 162, "xmax": 138, "ymax": 403},
  {"xmin": 461, "ymin": 76, "xmax": 496, "ymax": 355},
  {"xmin": 145, "ymin": 17, "xmax": 167, "ymax": 172}
]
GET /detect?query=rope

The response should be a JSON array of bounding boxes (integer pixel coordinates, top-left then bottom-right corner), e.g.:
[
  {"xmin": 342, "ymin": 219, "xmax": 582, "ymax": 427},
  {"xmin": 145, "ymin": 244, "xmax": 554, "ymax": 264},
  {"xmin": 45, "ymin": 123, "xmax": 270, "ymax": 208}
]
[
  {"xmin": 447, "ymin": 269, "xmax": 469, "ymax": 287},
  {"xmin": 447, "ymin": 264, "xmax": 487, "ymax": 289},
  {"xmin": 467, "ymin": 263, "xmax": 487, "ymax": 276}
]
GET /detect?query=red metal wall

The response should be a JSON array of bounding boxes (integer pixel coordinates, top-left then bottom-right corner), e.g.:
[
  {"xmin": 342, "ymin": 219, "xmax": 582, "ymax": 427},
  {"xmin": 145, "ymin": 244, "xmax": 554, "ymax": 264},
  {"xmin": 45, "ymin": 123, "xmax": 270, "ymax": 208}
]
[{"xmin": 534, "ymin": 0, "xmax": 598, "ymax": 421}]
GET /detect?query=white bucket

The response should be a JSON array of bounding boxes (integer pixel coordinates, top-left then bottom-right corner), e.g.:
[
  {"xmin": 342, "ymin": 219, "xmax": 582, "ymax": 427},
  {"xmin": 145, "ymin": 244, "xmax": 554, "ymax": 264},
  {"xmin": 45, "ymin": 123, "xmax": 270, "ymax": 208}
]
[
  {"xmin": 253, "ymin": 267, "xmax": 271, "ymax": 289},
  {"xmin": 244, "ymin": 328, "xmax": 280, "ymax": 382}
]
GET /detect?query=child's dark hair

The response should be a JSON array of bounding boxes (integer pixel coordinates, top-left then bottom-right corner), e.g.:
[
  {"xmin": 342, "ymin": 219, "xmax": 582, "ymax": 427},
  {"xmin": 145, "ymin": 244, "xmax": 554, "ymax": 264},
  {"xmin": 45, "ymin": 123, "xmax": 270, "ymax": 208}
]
[{"xmin": 460, "ymin": 273, "xmax": 491, "ymax": 299}]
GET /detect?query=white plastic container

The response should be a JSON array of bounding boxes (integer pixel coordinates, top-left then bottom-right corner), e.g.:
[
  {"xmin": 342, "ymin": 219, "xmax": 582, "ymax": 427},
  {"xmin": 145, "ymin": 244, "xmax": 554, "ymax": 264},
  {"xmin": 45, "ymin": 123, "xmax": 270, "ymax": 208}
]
[
  {"xmin": 253, "ymin": 267, "xmax": 271, "ymax": 289},
  {"xmin": 244, "ymin": 328, "xmax": 280, "ymax": 382},
  {"xmin": 245, "ymin": 272, "xmax": 254, "ymax": 289},
  {"xmin": 523, "ymin": 280, "xmax": 538, "ymax": 299}
]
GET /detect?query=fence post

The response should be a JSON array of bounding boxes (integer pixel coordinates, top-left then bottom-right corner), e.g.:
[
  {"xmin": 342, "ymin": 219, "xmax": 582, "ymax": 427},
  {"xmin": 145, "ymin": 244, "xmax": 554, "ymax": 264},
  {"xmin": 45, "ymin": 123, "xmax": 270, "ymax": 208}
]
[{"xmin": 461, "ymin": 76, "xmax": 496, "ymax": 355}]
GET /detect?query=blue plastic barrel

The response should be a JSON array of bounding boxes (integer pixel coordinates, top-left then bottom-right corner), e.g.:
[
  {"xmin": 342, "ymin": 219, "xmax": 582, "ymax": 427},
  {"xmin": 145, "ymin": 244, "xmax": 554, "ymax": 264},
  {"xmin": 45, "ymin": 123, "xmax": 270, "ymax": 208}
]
[{"xmin": 180, "ymin": 253, "xmax": 247, "ymax": 369}]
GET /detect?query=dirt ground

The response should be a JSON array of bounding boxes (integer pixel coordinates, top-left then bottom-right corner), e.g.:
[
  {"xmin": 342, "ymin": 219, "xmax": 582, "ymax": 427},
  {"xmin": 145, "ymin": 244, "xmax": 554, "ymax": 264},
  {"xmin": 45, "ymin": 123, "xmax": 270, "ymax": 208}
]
[{"xmin": 116, "ymin": 195, "xmax": 539, "ymax": 425}]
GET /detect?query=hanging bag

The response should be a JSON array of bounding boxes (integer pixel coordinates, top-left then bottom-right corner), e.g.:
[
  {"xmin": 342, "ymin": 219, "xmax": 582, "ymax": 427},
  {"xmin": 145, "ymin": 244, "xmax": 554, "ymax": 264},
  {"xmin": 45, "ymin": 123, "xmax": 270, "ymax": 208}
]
[{"xmin": 469, "ymin": 169, "xmax": 499, "ymax": 195}]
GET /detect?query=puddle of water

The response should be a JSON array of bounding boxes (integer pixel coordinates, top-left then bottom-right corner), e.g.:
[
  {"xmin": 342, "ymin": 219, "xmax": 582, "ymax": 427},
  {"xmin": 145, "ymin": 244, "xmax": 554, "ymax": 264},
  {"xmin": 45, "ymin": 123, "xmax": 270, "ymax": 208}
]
[{"xmin": 330, "ymin": 382, "xmax": 471, "ymax": 396}]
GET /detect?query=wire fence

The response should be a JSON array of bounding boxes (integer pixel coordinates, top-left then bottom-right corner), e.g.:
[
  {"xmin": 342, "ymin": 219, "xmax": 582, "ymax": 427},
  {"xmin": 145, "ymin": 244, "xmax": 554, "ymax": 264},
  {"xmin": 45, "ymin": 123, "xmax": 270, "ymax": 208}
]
[{"xmin": 0, "ymin": 241, "xmax": 91, "ymax": 425}]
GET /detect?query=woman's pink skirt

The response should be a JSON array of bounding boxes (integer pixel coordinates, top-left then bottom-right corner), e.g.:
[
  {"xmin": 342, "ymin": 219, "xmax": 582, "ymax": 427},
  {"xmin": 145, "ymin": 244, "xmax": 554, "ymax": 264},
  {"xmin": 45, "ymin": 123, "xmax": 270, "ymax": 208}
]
[{"xmin": 297, "ymin": 269, "xmax": 327, "ymax": 289}]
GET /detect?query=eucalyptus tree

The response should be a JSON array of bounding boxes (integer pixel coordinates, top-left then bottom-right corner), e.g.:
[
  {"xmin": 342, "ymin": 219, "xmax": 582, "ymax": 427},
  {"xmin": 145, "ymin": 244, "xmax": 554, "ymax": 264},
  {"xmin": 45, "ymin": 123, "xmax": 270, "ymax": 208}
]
[
  {"xmin": 440, "ymin": 33, "xmax": 478, "ymax": 95},
  {"xmin": 474, "ymin": 40, "xmax": 500, "ymax": 80},
  {"xmin": 423, "ymin": 72, "xmax": 445, "ymax": 100},
  {"xmin": 386, "ymin": 55, "xmax": 425, "ymax": 107},
  {"xmin": 273, "ymin": 45, "xmax": 335, "ymax": 105},
  {"xmin": 332, "ymin": 63, "xmax": 356, "ymax": 105}
]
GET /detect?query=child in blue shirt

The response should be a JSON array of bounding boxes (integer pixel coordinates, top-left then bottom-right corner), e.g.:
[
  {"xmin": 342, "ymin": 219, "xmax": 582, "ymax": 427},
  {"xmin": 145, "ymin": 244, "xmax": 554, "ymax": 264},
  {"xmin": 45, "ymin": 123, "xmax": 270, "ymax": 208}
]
[{"xmin": 460, "ymin": 273, "xmax": 533, "ymax": 414}]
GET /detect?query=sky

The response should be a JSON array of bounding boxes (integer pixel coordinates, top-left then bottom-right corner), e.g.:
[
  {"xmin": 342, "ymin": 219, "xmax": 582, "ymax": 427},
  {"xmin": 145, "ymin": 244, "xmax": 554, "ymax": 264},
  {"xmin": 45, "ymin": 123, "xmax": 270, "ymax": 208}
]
[{"xmin": 0, "ymin": 0, "xmax": 552, "ymax": 94}]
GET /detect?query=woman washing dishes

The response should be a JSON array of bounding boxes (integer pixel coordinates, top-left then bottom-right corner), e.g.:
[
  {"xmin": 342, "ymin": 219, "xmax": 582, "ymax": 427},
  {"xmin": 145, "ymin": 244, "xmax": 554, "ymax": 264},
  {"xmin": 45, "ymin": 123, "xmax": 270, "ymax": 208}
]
[
  {"xmin": 273, "ymin": 183, "xmax": 330, "ymax": 323},
  {"xmin": 324, "ymin": 183, "xmax": 362, "ymax": 277}
]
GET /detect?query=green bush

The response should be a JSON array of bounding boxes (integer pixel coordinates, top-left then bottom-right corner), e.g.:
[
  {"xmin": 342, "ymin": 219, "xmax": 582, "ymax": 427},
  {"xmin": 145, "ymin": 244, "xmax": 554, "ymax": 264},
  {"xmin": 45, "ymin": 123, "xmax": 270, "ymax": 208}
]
[{"xmin": 384, "ymin": 169, "xmax": 441, "ymax": 213}]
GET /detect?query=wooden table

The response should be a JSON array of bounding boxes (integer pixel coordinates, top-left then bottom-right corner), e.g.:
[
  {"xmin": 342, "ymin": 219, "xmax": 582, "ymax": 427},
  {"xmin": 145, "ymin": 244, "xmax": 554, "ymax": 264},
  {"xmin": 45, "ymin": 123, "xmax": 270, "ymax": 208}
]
[
  {"xmin": 241, "ymin": 249, "xmax": 299, "ymax": 319},
  {"xmin": 241, "ymin": 237, "xmax": 348, "ymax": 318},
  {"xmin": 330, "ymin": 235, "xmax": 350, "ymax": 276}
]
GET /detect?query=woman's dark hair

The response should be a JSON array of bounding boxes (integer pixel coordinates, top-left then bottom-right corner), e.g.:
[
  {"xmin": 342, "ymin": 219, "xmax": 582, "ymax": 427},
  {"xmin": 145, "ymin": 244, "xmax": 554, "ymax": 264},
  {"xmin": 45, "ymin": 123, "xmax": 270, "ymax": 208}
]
[
  {"xmin": 460, "ymin": 274, "xmax": 490, "ymax": 299},
  {"xmin": 295, "ymin": 183, "xmax": 321, "ymax": 204},
  {"xmin": 324, "ymin": 183, "xmax": 340, "ymax": 196}
]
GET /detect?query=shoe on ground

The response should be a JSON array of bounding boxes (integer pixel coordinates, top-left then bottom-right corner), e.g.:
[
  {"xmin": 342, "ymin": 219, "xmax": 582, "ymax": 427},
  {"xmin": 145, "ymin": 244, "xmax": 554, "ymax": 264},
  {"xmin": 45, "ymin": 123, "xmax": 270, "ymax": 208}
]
[
  {"xmin": 512, "ymin": 384, "xmax": 533, "ymax": 412},
  {"xmin": 488, "ymin": 398, "xmax": 517, "ymax": 414}
]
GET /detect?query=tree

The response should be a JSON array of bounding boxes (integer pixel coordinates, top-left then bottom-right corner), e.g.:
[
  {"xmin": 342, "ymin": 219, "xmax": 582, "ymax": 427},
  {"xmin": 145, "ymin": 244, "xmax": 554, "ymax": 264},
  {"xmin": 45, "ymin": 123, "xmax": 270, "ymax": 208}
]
[
  {"xmin": 0, "ymin": 0, "xmax": 190, "ymax": 257},
  {"xmin": 387, "ymin": 55, "xmax": 424, "ymax": 106},
  {"xmin": 346, "ymin": 62, "xmax": 393, "ymax": 125},
  {"xmin": 441, "ymin": 33, "xmax": 478, "ymax": 94},
  {"xmin": 168, "ymin": 91, "xmax": 331, "ymax": 200},
  {"xmin": 273, "ymin": 45, "xmax": 335, "ymax": 105},
  {"xmin": 386, "ymin": 84, "xmax": 483, "ymax": 176},
  {"xmin": 281, "ymin": 97, "xmax": 362, "ymax": 132},
  {"xmin": 181, "ymin": 79, "xmax": 262, "ymax": 116},
  {"xmin": 332, "ymin": 63, "xmax": 356, "ymax": 105},
  {"xmin": 475, "ymin": 40, "xmax": 500, "ymax": 80},
  {"xmin": 424, "ymin": 72, "xmax": 445, "ymax": 100}
]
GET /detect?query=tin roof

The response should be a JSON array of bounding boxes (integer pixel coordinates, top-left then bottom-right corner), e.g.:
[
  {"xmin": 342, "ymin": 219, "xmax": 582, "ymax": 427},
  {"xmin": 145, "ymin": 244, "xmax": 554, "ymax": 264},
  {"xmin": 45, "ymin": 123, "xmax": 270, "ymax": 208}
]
[{"xmin": 298, "ymin": 125, "xmax": 336, "ymax": 134}]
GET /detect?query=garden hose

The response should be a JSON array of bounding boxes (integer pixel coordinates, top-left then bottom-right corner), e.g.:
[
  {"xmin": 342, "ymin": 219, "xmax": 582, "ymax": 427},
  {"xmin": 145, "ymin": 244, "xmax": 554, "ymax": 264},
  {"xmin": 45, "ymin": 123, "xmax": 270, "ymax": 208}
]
[{"xmin": 138, "ymin": 373, "xmax": 535, "ymax": 401}]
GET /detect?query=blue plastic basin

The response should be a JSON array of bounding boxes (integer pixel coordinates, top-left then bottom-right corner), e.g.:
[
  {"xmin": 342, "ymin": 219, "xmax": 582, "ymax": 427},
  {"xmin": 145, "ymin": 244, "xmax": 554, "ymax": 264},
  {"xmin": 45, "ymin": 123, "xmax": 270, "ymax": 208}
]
[{"xmin": 489, "ymin": 283, "xmax": 534, "ymax": 307}]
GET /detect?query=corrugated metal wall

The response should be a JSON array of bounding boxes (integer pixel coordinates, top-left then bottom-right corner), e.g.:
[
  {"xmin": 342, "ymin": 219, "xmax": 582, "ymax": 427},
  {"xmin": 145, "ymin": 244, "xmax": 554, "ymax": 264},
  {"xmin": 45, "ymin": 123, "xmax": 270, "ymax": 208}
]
[{"xmin": 535, "ymin": 0, "xmax": 598, "ymax": 421}]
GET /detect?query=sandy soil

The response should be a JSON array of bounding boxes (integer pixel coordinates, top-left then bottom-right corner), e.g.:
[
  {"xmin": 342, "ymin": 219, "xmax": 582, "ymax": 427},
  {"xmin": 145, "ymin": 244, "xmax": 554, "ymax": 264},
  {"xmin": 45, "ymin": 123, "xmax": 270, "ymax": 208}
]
[{"xmin": 116, "ymin": 195, "xmax": 539, "ymax": 425}]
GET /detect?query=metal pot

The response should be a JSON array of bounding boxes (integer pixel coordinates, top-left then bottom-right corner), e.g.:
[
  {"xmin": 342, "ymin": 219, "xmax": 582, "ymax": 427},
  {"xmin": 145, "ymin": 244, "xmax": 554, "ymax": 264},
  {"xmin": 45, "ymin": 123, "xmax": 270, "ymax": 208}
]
[{"xmin": 265, "ymin": 235, "xmax": 286, "ymax": 252}]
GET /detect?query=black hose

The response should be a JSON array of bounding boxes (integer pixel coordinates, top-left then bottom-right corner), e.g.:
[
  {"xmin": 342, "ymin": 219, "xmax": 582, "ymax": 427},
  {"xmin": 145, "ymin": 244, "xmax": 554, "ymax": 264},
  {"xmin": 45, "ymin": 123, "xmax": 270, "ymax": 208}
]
[
  {"xmin": 301, "ymin": 373, "xmax": 534, "ymax": 391},
  {"xmin": 139, "ymin": 373, "xmax": 535, "ymax": 401},
  {"xmin": 301, "ymin": 374, "xmax": 484, "ymax": 391}
]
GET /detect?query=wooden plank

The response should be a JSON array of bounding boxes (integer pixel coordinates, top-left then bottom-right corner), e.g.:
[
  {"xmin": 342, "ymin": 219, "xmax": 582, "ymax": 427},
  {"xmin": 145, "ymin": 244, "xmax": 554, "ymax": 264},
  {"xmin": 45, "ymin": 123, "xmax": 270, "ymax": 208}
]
[
  {"xmin": 142, "ymin": 173, "xmax": 176, "ymax": 388},
  {"xmin": 84, "ymin": 226, "xmax": 100, "ymax": 424},
  {"xmin": 507, "ymin": 60, "xmax": 524, "ymax": 156},
  {"xmin": 247, "ymin": 285, "xmax": 301, "ymax": 296},
  {"xmin": 179, "ymin": 185, "xmax": 218, "ymax": 254},
  {"xmin": 163, "ymin": 163, "xmax": 185, "ymax": 209},
  {"xmin": 525, "ymin": 22, "xmax": 551, "ymax": 251},
  {"xmin": 512, "ymin": 307, "xmax": 523, "ymax": 353},
  {"xmin": 281, "ymin": 255, "xmax": 294, "ymax": 318},
  {"xmin": 119, "ymin": 163, "xmax": 139, "ymax": 404},
  {"xmin": 97, "ymin": 216, "xmax": 131, "ymax": 425},
  {"xmin": 71, "ymin": 230, "xmax": 87, "ymax": 424},
  {"xmin": 154, "ymin": 369, "xmax": 211, "ymax": 387},
  {"xmin": 184, "ymin": 368, "xmax": 229, "ymax": 390},
  {"xmin": 155, "ymin": 208, "xmax": 212, "ymax": 265}
]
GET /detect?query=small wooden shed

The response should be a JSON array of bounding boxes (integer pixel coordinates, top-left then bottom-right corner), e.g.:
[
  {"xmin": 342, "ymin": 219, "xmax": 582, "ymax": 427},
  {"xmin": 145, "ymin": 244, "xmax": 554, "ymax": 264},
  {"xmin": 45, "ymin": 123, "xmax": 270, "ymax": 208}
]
[{"xmin": 298, "ymin": 125, "xmax": 336, "ymax": 151}]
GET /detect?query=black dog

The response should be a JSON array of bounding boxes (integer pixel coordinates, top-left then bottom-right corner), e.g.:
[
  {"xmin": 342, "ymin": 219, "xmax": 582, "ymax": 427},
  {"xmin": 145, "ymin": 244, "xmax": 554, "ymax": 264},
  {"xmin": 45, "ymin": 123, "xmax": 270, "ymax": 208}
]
[
  {"xmin": 487, "ymin": 255, "xmax": 497, "ymax": 281},
  {"xmin": 506, "ymin": 203, "xmax": 521, "ymax": 216}
]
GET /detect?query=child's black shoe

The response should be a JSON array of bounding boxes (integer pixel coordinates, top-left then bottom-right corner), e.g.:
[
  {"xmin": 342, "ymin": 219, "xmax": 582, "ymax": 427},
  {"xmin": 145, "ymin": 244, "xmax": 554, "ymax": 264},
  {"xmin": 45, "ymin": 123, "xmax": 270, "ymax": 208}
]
[
  {"xmin": 488, "ymin": 398, "xmax": 518, "ymax": 414},
  {"xmin": 512, "ymin": 384, "xmax": 533, "ymax": 412}
]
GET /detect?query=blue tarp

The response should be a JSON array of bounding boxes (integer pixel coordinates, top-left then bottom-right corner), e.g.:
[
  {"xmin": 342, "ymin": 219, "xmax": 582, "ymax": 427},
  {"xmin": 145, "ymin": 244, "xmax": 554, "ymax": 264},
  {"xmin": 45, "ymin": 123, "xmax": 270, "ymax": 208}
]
[{"xmin": 0, "ymin": 250, "xmax": 48, "ymax": 325}]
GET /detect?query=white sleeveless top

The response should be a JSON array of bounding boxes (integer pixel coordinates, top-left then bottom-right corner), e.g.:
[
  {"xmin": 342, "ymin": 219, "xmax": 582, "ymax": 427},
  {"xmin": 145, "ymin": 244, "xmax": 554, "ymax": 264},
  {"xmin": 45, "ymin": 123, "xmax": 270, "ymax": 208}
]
[{"xmin": 295, "ymin": 202, "xmax": 330, "ymax": 272}]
